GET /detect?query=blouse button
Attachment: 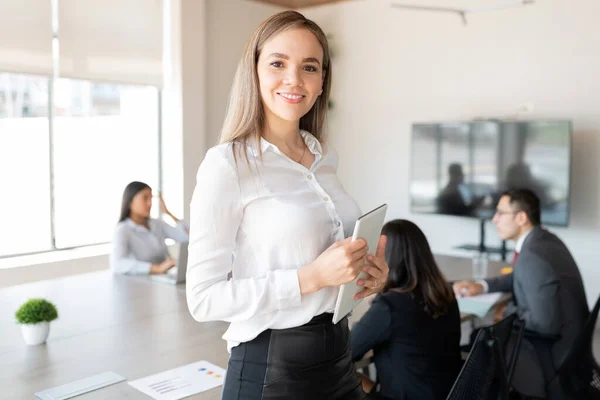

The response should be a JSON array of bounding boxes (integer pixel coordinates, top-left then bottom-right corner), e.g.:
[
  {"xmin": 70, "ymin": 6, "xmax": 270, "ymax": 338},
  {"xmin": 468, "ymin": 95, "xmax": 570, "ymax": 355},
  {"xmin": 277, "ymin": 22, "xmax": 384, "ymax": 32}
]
[{"xmin": 323, "ymin": 197, "xmax": 329, "ymax": 201}]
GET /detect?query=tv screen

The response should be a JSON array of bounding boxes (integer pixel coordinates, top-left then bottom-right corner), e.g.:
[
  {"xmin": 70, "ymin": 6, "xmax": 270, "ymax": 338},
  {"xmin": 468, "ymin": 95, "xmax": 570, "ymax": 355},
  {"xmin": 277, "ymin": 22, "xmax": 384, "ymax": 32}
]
[{"xmin": 410, "ymin": 120, "xmax": 572, "ymax": 226}]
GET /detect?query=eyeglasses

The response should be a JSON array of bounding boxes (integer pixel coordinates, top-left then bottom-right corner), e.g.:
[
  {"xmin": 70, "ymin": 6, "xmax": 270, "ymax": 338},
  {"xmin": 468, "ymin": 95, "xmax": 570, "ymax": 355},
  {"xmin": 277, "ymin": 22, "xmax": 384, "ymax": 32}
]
[{"xmin": 494, "ymin": 210, "xmax": 520, "ymax": 217}]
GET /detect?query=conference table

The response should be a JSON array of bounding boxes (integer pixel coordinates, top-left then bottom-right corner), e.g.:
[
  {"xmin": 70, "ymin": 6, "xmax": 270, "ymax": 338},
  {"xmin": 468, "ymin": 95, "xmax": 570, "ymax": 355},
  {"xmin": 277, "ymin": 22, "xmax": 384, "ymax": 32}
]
[{"xmin": 0, "ymin": 254, "xmax": 508, "ymax": 399}]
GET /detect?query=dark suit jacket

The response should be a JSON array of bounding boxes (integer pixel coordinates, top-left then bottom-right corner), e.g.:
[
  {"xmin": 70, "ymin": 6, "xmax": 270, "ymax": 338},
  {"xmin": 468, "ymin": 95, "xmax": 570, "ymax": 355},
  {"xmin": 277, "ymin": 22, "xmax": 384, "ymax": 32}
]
[
  {"xmin": 486, "ymin": 226, "xmax": 589, "ymax": 367},
  {"xmin": 351, "ymin": 291, "xmax": 462, "ymax": 400}
]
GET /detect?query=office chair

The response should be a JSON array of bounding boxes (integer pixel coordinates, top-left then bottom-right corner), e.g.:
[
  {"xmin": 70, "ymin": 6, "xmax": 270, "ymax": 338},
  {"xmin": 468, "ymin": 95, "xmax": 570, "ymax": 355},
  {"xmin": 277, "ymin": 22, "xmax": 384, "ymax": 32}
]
[
  {"xmin": 550, "ymin": 293, "xmax": 600, "ymax": 399},
  {"xmin": 488, "ymin": 313, "xmax": 525, "ymax": 385},
  {"xmin": 447, "ymin": 326, "xmax": 510, "ymax": 400},
  {"xmin": 448, "ymin": 314, "xmax": 525, "ymax": 400}
]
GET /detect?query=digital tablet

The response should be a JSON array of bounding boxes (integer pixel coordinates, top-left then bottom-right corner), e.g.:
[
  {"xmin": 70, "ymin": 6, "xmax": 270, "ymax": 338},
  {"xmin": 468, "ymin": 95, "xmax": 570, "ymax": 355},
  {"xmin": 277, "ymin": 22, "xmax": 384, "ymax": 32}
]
[{"xmin": 332, "ymin": 204, "xmax": 388, "ymax": 324}]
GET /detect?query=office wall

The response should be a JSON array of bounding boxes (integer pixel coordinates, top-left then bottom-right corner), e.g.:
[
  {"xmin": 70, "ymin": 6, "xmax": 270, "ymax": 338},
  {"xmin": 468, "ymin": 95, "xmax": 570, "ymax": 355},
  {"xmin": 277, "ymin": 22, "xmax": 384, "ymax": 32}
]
[
  {"xmin": 180, "ymin": 0, "xmax": 208, "ymax": 221},
  {"xmin": 300, "ymin": 0, "xmax": 600, "ymax": 306},
  {"xmin": 206, "ymin": 0, "xmax": 284, "ymax": 147}
]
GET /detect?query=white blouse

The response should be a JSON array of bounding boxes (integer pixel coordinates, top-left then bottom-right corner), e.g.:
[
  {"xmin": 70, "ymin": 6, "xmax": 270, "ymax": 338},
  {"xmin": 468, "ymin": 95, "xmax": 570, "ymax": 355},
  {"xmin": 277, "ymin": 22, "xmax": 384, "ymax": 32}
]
[{"xmin": 186, "ymin": 131, "xmax": 361, "ymax": 351}]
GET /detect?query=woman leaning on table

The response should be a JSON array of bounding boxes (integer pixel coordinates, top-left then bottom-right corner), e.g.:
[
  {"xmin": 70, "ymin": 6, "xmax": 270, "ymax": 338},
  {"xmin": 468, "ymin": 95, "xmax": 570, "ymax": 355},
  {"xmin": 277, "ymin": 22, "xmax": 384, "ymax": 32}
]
[{"xmin": 110, "ymin": 181, "xmax": 189, "ymax": 276}]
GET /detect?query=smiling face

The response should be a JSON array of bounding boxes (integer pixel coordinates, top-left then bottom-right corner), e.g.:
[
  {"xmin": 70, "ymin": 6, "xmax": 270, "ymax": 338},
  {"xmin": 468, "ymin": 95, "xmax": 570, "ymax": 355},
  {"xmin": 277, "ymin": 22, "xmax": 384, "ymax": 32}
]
[{"xmin": 256, "ymin": 28, "xmax": 324, "ymax": 130}]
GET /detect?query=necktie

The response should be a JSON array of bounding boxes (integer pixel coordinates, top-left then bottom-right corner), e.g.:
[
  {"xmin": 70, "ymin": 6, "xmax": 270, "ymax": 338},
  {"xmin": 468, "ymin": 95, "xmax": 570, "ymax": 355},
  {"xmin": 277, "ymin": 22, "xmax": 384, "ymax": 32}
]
[{"xmin": 513, "ymin": 250, "xmax": 519, "ymax": 265}]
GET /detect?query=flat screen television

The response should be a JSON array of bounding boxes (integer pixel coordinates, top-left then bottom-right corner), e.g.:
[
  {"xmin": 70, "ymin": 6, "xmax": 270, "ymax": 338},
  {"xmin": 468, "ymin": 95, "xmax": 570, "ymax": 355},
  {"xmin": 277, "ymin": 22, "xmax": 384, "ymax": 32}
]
[{"xmin": 410, "ymin": 120, "xmax": 572, "ymax": 227}]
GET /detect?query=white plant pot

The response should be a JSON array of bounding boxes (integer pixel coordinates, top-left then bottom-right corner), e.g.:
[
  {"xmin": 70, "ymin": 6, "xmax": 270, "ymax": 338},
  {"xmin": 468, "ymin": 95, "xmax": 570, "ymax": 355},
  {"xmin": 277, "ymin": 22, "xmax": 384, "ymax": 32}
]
[{"xmin": 21, "ymin": 321, "xmax": 50, "ymax": 345}]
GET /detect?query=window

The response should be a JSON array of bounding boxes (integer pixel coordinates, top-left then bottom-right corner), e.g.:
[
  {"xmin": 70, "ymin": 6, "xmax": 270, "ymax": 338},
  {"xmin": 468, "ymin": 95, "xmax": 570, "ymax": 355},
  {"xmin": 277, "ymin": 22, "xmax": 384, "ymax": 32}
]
[
  {"xmin": 0, "ymin": 73, "xmax": 52, "ymax": 256},
  {"xmin": 0, "ymin": 73, "xmax": 161, "ymax": 257},
  {"xmin": 1, "ymin": 0, "xmax": 166, "ymax": 260},
  {"xmin": 53, "ymin": 79, "xmax": 160, "ymax": 248}
]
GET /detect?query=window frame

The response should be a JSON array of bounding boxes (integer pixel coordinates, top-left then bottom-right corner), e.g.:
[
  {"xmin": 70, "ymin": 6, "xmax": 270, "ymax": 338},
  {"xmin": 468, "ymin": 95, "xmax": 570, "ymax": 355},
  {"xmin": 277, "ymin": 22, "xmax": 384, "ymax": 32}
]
[{"xmin": 0, "ymin": 71, "xmax": 163, "ymax": 259}]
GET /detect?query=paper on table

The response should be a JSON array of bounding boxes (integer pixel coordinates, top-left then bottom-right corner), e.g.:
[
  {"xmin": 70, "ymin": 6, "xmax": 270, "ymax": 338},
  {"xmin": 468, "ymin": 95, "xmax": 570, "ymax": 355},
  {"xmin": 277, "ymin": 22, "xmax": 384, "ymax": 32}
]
[
  {"xmin": 457, "ymin": 292, "xmax": 504, "ymax": 318},
  {"xmin": 128, "ymin": 360, "xmax": 226, "ymax": 400}
]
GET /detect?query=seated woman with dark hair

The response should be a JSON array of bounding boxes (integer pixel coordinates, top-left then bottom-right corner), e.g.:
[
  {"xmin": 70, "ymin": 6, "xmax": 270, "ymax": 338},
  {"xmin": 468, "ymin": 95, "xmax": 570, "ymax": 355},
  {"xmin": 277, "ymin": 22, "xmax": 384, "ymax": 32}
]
[
  {"xmin": 350, "ymin": 219, "xmax": 462, "ymax": 400},
  {"xmin": 110, "ymin": 181, "xmax": 189, "ymax": 275}
]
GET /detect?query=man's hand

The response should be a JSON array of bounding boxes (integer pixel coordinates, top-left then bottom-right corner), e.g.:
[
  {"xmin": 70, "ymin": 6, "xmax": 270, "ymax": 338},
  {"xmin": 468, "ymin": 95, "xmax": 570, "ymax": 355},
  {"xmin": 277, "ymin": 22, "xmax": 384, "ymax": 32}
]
[
  {"xmin": 452, "ymin": 280, "xmax": 484, "ymax": 297},
  {"xmin": 493, "ymin": 304, "xmax": 507, "ymax": 323}
]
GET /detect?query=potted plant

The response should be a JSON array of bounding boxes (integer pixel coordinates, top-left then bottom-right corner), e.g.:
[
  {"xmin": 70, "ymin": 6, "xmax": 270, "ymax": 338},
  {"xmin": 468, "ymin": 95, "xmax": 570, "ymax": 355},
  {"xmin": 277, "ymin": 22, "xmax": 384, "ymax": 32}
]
[{"xmin": 15, "ymin": 298, "xmax": 59, "ymax": 345}]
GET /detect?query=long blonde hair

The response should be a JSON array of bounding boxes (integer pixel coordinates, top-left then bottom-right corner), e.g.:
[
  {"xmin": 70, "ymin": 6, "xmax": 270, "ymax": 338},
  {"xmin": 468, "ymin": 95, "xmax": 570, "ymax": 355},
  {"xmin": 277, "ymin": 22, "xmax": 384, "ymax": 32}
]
[{"xmin": 219, "ymin": 10, "xmax": 332, "ymax": 164}]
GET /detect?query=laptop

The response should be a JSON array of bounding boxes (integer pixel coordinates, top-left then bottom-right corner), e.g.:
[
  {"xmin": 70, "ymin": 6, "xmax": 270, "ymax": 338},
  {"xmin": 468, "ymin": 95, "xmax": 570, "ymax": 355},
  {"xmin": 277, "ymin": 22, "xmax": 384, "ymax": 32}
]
[{"xmin": 150, "ymin": 244, "xmax": 189, "ymax": 285}]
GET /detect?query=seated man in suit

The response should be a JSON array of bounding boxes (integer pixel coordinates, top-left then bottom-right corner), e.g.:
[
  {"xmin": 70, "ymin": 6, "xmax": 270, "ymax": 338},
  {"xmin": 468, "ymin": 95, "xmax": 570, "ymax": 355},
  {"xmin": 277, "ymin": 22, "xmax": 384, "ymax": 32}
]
[{"xmin": 454, "ymin": 188, "xmax": 588, "ymax": 398}]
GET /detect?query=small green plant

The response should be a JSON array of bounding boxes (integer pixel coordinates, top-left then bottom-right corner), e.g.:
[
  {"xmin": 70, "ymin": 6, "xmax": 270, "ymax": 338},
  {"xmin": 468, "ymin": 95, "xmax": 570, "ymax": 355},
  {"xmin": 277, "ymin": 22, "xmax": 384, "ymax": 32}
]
[{"xmin": 15, "ymin": 299, "xmax": 58, "ymax": 324}]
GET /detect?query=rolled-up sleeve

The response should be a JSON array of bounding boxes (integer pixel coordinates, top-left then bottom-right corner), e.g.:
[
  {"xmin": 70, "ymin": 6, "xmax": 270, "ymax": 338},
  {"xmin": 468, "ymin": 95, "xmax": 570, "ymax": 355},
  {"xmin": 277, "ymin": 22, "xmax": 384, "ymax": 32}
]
[
  {"xmin": 110, "ymin": 225, "xmax": 152, "ymax": 275},
  {"xmin": 186, "ymin": 148, "xmax": 302, "ymax": 323}
]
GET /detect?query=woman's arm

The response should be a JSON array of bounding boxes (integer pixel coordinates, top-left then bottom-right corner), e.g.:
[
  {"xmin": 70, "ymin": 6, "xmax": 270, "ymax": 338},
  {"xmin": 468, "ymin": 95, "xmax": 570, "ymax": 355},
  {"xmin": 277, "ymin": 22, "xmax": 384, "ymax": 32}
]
[
  {"xmin": 158, "ymin": 219, "xmax": 189, "ymax": 243},
  {"xmin": 159, "ymin": 194, "xmax": 190, "ymax": 236},
  {"xmin": 111, "ymin": 225, "xmax": 175, "ymax": 275},
  {"xmin": 158, "ymin": 193, "xmax": 189, "ymax": 242},
  {"xmin": 350, "ymin": 297, "xmax": 393, "ymax": 361},
  {"xmin": 186, "ymin": 148, "xmax": 305, "ymax": 323}
]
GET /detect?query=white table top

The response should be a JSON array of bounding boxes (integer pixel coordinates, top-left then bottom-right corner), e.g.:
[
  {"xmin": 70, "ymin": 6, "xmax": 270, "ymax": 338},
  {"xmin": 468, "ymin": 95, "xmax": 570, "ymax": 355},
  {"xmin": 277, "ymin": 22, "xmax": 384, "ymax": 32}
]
[{"xmin": 0, "ymin": 254, "xmax": 509, "ymax": 399}]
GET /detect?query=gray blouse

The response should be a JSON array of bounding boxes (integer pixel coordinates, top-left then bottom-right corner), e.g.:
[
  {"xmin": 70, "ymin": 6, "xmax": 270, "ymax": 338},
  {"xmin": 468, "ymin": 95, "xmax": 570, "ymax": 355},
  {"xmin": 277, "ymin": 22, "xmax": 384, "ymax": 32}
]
[{"xmin": 110, "ymin": 218, "xmax": 189, "ymax": 275}]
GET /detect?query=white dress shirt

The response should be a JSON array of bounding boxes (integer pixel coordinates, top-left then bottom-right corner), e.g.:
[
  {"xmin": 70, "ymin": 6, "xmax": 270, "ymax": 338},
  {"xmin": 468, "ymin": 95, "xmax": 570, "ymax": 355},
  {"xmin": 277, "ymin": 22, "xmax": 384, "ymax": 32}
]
[
  {"xmin": 110, "ymin": 218, "xmax": 189, "ymax": 275},
  {"xmin": 186, "ymin": 131, "xmax": 362, "ymax": 352},
  {"xmin": 514, "ymin": 228, "xmax": 532, "ymax": 253}
]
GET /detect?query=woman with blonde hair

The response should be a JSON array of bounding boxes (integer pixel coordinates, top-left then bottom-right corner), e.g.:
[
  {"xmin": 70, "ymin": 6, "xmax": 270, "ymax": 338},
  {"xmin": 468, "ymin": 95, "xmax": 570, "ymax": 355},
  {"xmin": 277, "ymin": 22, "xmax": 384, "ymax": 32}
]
[{"xmin": 186, "ymin": 10, "xmax": 389, "ymax": 399}]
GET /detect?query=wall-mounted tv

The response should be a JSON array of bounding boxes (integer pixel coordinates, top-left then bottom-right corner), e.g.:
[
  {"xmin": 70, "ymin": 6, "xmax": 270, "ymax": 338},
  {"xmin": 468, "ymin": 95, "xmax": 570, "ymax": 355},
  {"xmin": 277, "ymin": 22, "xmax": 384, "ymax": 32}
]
[{"xmin": 410, "ymin": 120, "xmax": 572, "ymax": 227}]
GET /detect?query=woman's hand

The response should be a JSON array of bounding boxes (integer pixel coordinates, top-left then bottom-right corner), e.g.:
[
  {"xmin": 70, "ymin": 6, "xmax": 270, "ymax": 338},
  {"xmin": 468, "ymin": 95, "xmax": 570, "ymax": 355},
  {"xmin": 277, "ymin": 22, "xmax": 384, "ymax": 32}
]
[
  {"xmin": 150, "ymin": 258, "xmax": 176, "ymax": 274},
  {"xmin": 354, "ymin": 235, "xmax": 389, "ymax": 300},
  {"xmin": 298, "ymin": 237, "xmax": 368, "ymax": 295},
  {"xmin": 159, "ymin": 193, "xmax": 171, "ymax": 217},
  {"xmin": 159, "ymin": 193, "xmax": 184, "ymax": 226}
]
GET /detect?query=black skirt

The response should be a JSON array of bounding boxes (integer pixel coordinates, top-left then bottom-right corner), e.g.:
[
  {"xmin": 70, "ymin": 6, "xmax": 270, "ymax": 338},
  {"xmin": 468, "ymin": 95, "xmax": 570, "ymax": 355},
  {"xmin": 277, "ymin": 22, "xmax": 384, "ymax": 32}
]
[{"xmin": 221, "ymin": 313, "xmax": 367, "ymax": 400}]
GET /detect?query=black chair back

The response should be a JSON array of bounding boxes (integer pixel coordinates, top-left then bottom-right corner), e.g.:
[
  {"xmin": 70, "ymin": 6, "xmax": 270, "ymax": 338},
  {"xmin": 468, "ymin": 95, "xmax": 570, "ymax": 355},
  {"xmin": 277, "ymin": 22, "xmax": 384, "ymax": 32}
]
[
  {"xmin": 447, "ymin": 327, "xmax": 509, "ymax": 400},
  {"xmin": 555, "ymin": 293, "xmax": 600, "ymax": 399},
  {"xmin": 447, "ymin": 314, "xmax": 525, "ymax": 400},
  {"xmin": 488, "ymin": 313, "xmax": 525, "ymax": 384}
]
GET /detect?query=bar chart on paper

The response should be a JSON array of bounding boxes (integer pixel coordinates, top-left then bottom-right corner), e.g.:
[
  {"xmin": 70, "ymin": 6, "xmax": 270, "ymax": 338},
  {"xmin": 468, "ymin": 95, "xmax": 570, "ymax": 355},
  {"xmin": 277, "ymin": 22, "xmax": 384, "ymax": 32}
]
[{"xmin": 128, "ymin": 360, "xmax": 226, "ymax": 400}]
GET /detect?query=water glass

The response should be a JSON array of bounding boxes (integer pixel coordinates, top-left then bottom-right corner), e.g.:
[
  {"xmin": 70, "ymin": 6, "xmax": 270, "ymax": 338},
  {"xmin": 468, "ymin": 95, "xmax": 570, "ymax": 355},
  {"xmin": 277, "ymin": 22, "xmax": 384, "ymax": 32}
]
[{"xmin": 472, "ymin": 253, "xmax": 489, "ymax": 280}]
